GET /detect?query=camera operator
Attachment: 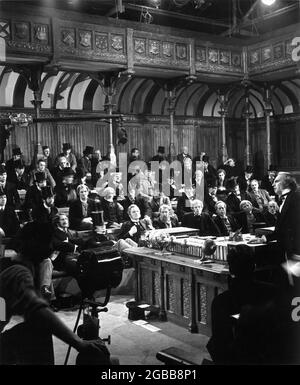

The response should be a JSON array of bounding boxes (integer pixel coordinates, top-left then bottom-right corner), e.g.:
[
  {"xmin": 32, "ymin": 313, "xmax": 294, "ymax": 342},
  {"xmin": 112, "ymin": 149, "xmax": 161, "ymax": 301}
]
[{"xmin": 0, "ymin": 222, "xmax": 111, "ymax": 365}]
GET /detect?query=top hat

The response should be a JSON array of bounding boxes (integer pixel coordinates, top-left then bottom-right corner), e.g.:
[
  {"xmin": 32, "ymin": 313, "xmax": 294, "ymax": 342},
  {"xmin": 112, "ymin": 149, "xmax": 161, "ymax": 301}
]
[
  {"xmin": 42, "ymin": 145, "xmax": 49, "ymax": 150},
  {"xmin": 35, "ymin": 171, "xmax": 47, "ymax": 183},
  {"xmin": 245, "ymin": 165, "xmax": 254, "ymax": 173},
  {"xmin": 226, "ymin": 177, "xmax": 238, "ymax": 191},
  {"xmin": 62, "ymin": 167, "xmax": 75, "ymax": 178},
  {"xmin": 202, "ymin": 155, "xmax": 210, "ymax": 162},
  {"xmin": 158, "ymin": 146, "xmax": 165, "ymax": 154},
  {"xmin": 83, "ymin": 146, "xmax": 94, "ymax": 155},
  {"xmin": 62, "ymin": 143, "xmax": 71, "ymax": 151},
  {"xmin": 12, "ymin": 147, "xmax": 22, "ymax": 156},
  {"xmin": 41, "ymin": 186, "xmax": 54, "ymax": 200},
  {"xmin": 0, "ymin": 164, "xmax": 6, "ymax": 175},
  {"xmin": 268, "ymin": 164, "xmax": 278, "ymax": 172}
]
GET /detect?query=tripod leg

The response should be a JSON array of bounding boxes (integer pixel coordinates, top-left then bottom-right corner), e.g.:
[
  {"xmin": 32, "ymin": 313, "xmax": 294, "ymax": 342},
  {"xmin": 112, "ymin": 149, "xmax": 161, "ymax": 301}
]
[{"xmin": 64, "ymin": 301, "xmax": 84, "ymax": 365}]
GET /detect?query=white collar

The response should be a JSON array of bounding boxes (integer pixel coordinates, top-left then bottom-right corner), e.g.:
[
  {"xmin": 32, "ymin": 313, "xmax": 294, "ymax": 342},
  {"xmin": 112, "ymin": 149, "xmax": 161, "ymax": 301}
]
[{"xmin": 281, "ymin": 188, "xmax": 291, "ymax": 196}]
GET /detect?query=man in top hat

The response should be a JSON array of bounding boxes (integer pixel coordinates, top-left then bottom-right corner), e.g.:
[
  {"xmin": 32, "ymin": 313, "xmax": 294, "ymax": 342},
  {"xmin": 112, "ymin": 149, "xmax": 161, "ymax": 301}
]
[
  {"xmin": 0, "ymin": 164, "xmax": 20, "ymax": 209},
  {"xmin": 151, "ymin": 146, "xmax": 166, "ymax": 162},
  {"xmin": 78, "ymin": 146, "xmax": 94, "ymax": 183},
  {"xmin": 52, "ymin": 155, "xmax": 68, "ymax": 186},
  {"xmin": 238, "ymin": 165, "xmax": 254, "ymax": 193},
  {"xmin": 56, "ymin": 143, "xmax": 77, "ymax": 172},
  {"xmin": 7, "ymin": 159, "xmax": 30, "ymax": 191},
  {"xmin": 204, "ymin": 178, "xmax": 219, "ymax": 215},
  {"xmin": 31, "ymin": 186, "xmax": 58, "ymax": 224},
  {"xmin": 5, "ymin": 147, "xmax": 24, "ymax": 177},
  {"xmin": 202, "ymin": 154, "xmax": 217, "ymax": 181},
  {"xmin": 261, "ymin": 165, "xmax": 278, "ymax": 197},
  {"xmin": 23, "ymin": 171, "xmax": 47, "ymax": 219},
  {"xmin": 54, "ymin": 167, "xmax": 77, "ymax": 208}
]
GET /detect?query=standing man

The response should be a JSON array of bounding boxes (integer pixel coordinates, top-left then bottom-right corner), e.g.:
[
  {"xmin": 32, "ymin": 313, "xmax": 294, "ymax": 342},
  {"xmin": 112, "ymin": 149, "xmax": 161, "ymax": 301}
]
[
  {"xmin": 177, "ymin": 146, "xmax": 192, "ymax": 165},
  {"xmin": 262, "ymin": 173, "xmax": 300, "ymax": 262}
]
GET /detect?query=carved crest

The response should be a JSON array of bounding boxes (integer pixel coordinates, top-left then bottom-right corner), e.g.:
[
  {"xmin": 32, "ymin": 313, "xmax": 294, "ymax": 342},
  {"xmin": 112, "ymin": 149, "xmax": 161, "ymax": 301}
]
[
  {"xmin": 61, "ymin": 30, "xmax": 75, "ymax": 47},
  {"xmin": 134, "ymin": 38, "xmax": 146, "ymax": 54},
  {"xmin": 14, "ymin": 22, "xmax": 29, "ymax": 40},
  {"xmin": 162, "ymin": 42, "xmax": 173, "ymax": 57},
  {"xmin": 34, "ymin": 25, "xmax": 48, "ymax": 42},
  {"xmin": 176, "ymin": 44, "xmax": 187, "ymax": 60},
  {"xmin": 149, "ymin": 40, "xmax": 160, "ymax": 56},
  {"xmin": 208, "ymin": 49, "xmax": 218, "ymax": 63},
  {"xmin": 95, "ymin": 33, "xmax": 108, "ymax": 51},
  {"xmin": 79, "ymin": 31, "xmax": 91, "ymax": 48},
  {"xmin": 196, "ymin": 46, "xmax": 206, "ymax": 62},
  {"xmin": 111, "ymin": 35, "xmax": 123, "ymax": 51}
]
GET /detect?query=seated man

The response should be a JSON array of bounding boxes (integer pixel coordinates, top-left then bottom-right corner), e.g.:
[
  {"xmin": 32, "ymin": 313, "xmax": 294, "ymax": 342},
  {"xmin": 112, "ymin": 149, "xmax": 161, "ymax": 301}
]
[
  {"xmin": 51, "ymin": 213, "xmax": 86, "ymax": 277},
  {"xmin": 69, "ymin": 184, "xmax": 94, "ymax": 230},
  {"xmin": 204, "ymin": 178, "xmax": 218, "ymax": 215},
  {"xmin": 0, "ymin": 224, "xmax": 111, "ymax": 365},
  {"xmin": 0, "ymin": 164, "xmax": 20, "ymax": 209},
  {"xmin": 212, "ymin": 201, "xmax": 240, "ymax": 236},
  {"xmin": 7, "ymin": 159, "xmax": 30, "ymax": 191},
  {"xmin": 226, "ymin": 177, "xmax": 251, "ymax": 214},
  {"xmin": 248, "ymin": 179, "xmax": 271, "ymax": 212},
  {"xmin": 235, "ymin": 200, "xmax": 265, "ymax": 234},
  {"xmin": 30, "ymin": 159, "xmax": 56, "ymax": 189},
  {"xmin": 176, "ymin": 186, "xmax": 195, "ymax": 222},
  {"xmin": 54, "ymin": 167, "xmax": 77, "ymax": 208},
  {"xmin": 32, "ymin": 186, "xmax": 58, "ymax": 224},
  {"xmin": 153, "ymin": 204, "xmax": 178, "ymax": 229},
  {"xmin": 118, "ymin": 204, "xmax": 153, "ymax": 245},
  {"xmin": 23, "ymin": 171, "xmax": 47, "ymax": 219},
  {"xmin": 263, "ymin": 200, "xmax": 279, "ymax": 227},
  {"xmin": 101, "ymin": 187, "xmax": 123, "ymax": 228},
  {"xmin": 182, "ymin": 199, "xmax": 220, "ymax": 236}
]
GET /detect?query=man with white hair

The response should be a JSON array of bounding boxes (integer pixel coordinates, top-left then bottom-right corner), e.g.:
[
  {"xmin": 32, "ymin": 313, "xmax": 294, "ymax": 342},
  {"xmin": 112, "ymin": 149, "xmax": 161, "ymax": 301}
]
[
  {"xmin": 182, "ymin": 199, "xmax": 219, "ymax": 236},
  {"xmin": 153, "ymin": 204, "xmax": 178, "ymax": 229},
  {"xmin": 101, "ymin": 187, "xmax": 123, "ymax": 228}
]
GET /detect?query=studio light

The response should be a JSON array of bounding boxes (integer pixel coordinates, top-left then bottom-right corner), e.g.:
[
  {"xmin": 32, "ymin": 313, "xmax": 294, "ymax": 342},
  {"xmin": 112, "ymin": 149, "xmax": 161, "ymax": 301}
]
[{"xmin": 261, "ymin": 0, "xmax": 276, "ymax": 6}]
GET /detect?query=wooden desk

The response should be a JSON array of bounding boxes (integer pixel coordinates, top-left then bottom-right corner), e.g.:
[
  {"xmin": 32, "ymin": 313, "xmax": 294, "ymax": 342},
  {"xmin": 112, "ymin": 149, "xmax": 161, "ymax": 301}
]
[{"xmin": 124, "ymin": 247, "xmax": 229, "ymax": 336}]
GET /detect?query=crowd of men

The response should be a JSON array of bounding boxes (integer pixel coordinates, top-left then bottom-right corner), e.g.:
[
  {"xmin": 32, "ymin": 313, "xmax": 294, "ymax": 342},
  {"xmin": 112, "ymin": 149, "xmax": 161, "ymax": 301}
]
[{"xmin": 0, "ymin": 142, "xmax": 300, "ymax": 365}]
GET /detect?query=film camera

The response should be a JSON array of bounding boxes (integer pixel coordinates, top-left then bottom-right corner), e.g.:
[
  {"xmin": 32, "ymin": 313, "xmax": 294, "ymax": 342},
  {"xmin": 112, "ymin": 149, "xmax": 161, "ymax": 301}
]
[{"xmin": 64, "ymin": 243, "xmax": 124, "ymax": 365}]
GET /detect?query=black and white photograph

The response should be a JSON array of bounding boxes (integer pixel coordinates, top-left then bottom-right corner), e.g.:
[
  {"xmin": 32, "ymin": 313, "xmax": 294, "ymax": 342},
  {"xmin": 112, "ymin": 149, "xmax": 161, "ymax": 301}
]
[{"xmin": 0, "ymin": 0, "xmax": 300, "ymax": 373}]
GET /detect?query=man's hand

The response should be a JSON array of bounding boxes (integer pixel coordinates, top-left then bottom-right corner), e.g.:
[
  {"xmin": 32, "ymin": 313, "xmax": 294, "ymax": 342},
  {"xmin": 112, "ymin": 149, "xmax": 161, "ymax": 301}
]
[{"xmin": 75, "ymin": 338, "xmax": 111, "ymax": 365}]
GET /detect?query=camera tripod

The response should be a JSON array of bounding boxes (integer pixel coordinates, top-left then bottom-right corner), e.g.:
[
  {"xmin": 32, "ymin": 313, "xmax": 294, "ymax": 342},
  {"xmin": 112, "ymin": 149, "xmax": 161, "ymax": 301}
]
[{"xmin": 64, "ymin": 287, "xmax": 112, "ymax": 365}]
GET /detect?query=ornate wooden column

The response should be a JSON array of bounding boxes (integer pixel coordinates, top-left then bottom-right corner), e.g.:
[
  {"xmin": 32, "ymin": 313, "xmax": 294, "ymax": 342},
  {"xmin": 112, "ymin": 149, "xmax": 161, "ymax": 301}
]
[
  {"xmin": 264, "ymin": 85, "xmax": 273, "ymax": 170},
  {"xmin": 243, "ymin": 89, "xmax": 252, "ymax": 166},
  {"xmin": 12, "ymin": 64, "xmax": 44, "ymax": 157},
  {"xmin": 165, "ymin": 86, "xmax": 177, "ymax": 162},
  {"xmin": 217, "ymin": 91, "xmax": 229, "ymax": 164}
]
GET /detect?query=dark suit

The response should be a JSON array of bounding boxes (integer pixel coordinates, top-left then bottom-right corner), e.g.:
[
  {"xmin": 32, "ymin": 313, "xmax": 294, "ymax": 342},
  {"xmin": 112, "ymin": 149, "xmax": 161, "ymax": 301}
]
[
  {"xmin": 122, "ymin": 196, "xmax": 152, "ymax": 220},
  {"xmin": 101, "ymin": 198, "xmax": 123, "ymax": 226},
  {"xmin": 248, "ymin": 189, "xmax": 271, "ymax": 210},
  {"xmin": 226, "ymin": 191, "xmax": 251, "ymax": 214},
  {"xmin": 181, "ymin": 212, "xmax": 220, "ymax": 236},
  {"xmin": 7, "ymin": 170, "xmax": 30, "ymax": 191},
  {"xmin": 1, "ymin": 182, "xmax": 20, "ymax": 209},
  {"xmin": 0, "ymin": 205, "xmax": 20, "ymax": 238},
  {"xmin": 153, "ymin": 217, "xmax": 178, "ymax": 229},
  {"xmin": 267, "ymin": 190, "xmax": 300, "ymax": 259},
  {"xmin": 177, "ymin": 153, "xmax": 192, "ymax": 165},
  {"xmin": 263, "ymin": 210, "xmax": 278, "ymax": 227},
  {"xmin": 118, "ymin": 219, "xmax": 151, "ymax": 243},
  {"xmin": 69, "ymin": 199, "xmax": 93, "ymax": 230},
  {"xmin": 54, "ymin": 184, "xmax": 77, "ymax": 207},
  {"xmin": 176, "ymin": 193, "xmax": 194, "ymax": 221},
  {"xmin": 234, "ymin": 209, "xmax": 265, "ymax": 234},
  {"xmin": 31, "ymin": 204, "xmax": 58, "ymax": 224},
  {"xmin": 213, "ymin": 214, "xmax": 239, "ymax": 236},
  {"xmin": 23, "ymin": 185, "xmax": 43, "ymax": 213}
]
